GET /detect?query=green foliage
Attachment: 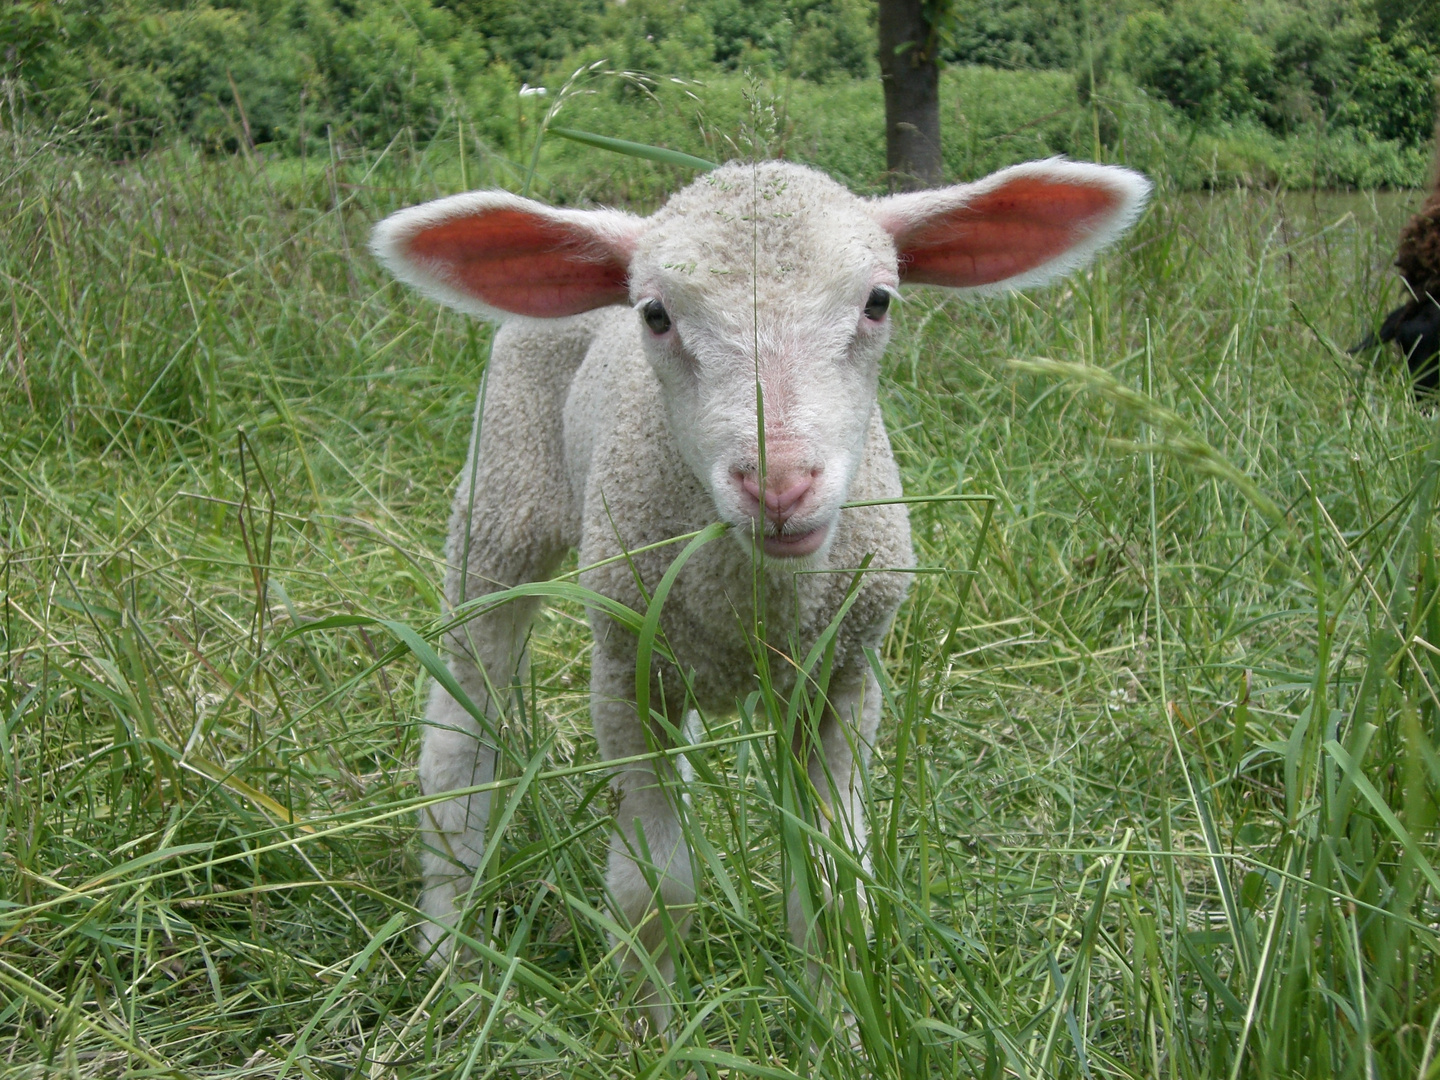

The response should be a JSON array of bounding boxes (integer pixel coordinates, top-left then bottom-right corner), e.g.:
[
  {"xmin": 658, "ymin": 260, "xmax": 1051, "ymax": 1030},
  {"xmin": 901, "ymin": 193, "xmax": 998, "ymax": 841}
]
[
  {"xmin": 940, "ymin": 0, "xmax": 1087, "ymax": 69},
  {"xmin": 789, "ymin": 0, "xmax": 877, "ymax": 81},
  {"xmin": 0, "ymin": 0, "xmax": 506, "ymax": 155},
  {"xmin": 1345, "ymin": 24, "xmax": 1440, "ymax": 145},
  {"xmin": 1377, "ymin": 0, "xmax": 1440, "ymax": 40},
  {"xmin": 1117, "ymin": 2, "xmax": 1273, "ymax": 123},
  {"xmin": 585, "ymin": 0, "xmax": 875, "ymax": 81},
  {"xmin": 299, "ymin": 0, "xmax": 496, "ymax": 151},
  {"xmin": 587, "ymin": 0, "xmax": 719, "ymax": 78},
  {"xmin": 5, "ymin": 0, "xmax": 1436, "ymax": 178},
  {"xmin": 435, "ymin": 0, "xmax": 605, "ymax": 74},
  {"xmin": 1259, "ymin": 4, "xmax": 1369, "ymax": 135},
  {"xmin": 2, "ymin": 0, "xmax": 268, "ymax": 150},
  {"xmin": 1110, "ymin": 0, "xmax": 1439, "ymax": 148},
  {"xmin": 705, "ymin": 0, "xmax": 793, "ymax": 70}
]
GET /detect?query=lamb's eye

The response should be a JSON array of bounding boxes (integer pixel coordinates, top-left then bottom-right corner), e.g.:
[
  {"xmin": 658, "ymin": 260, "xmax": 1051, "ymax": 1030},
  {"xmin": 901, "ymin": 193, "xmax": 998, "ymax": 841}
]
[
  {"xmin": 864, "ymin": 288, "xmax": 891, "ymax": 322},
  {"xmin": 642, "ymin": 299, "xmax": 672, "ymax": 335}
]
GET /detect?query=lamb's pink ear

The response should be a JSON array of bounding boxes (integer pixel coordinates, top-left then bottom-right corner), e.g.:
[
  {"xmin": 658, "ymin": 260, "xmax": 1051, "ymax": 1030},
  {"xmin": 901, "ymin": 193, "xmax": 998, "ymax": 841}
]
[
  {"xmin": 370, "ymin": 192, "xmax": 644, "ymax": 319},
  {"xmin": 870, "ymin": 160, "xmax": 1151, "ymax": 293}
]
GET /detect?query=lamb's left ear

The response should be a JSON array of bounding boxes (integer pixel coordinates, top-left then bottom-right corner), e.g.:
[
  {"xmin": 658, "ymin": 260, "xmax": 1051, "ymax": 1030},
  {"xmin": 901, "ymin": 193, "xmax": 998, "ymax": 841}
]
[
  {"xmin": 370, "ymin": 192, "xmax": 645, "ymax": 320},
  {"xmin": 870, "ymin": 160, "xmax": 1151, "ymax": 293}
]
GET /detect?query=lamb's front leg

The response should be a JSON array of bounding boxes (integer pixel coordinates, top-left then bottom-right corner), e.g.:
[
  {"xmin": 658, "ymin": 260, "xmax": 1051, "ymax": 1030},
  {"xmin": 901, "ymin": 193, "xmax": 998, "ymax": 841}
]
[
  {"xmin": 417, "ymin": 678, "xmax": 495, "ymax": 963},
  {"xmin": 416, "ymin": 322, "xmax": 580, "ymax": 966},
  {"xmin": 590, "ymin": 642, "xmax": 696, "ymax": 1034},
  {"xmin": 417, "ymin": 596, "xmax": 543, "ymax": 966},
  {"xmin": 787, "ymin": 664, "xmax": 880, "ymax": 959}
]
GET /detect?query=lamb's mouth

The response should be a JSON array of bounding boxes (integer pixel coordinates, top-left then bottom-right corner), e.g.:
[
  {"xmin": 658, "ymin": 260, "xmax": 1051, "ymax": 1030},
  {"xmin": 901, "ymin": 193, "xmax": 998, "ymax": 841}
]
[{"xmin": 760, "ymin": 523, "xmax": 829, "ymax": 558}]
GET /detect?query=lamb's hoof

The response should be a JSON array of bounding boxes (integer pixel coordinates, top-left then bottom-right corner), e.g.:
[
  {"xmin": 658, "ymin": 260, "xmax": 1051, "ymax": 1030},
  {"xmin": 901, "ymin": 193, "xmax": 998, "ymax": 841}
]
[
  {"xmin": 617, "ymin": 988, "xmax": 672, "ymax": 1044},
  {"xmin": 624, "ymin": 1011, "xmax": 670, "ymax": 1048}
]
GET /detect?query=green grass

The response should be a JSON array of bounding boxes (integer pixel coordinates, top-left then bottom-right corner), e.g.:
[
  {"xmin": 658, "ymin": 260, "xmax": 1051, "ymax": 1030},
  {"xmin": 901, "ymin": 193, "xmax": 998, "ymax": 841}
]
[{"xmin": 3, "ymin": 114, "xmax": 1440, "ymax": 1079}]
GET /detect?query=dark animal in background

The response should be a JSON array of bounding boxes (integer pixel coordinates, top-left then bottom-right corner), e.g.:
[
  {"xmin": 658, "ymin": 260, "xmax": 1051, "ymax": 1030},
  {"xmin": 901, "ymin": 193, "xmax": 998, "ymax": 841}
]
[{"xmin": 1354, "ymin": 188, "xmax": 1440, "ymax": 399}]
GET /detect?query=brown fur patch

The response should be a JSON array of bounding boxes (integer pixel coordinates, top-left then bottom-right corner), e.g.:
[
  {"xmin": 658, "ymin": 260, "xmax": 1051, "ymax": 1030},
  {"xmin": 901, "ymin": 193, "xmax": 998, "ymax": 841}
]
[{"xmin": 1396, "ymin": 198, "xmax": 1440, "ymax": 299}]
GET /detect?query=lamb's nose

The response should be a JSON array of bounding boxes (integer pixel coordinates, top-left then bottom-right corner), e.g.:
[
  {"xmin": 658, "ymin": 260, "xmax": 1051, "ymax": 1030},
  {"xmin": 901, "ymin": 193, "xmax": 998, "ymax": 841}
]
[{"xmin": 739, "ymin": 471, "xmax": 816, "ymax": 524}]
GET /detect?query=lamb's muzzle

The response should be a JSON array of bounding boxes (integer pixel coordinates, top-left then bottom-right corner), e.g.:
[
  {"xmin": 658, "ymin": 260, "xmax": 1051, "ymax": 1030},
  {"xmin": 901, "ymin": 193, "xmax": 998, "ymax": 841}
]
[
  {"xmin": 738, "ymin": 467, "xmax": 816, "ymax": 522},
  {"xmin": 371, "ymin": 156, "xmax": 1151, "ymax": 1035},
  {"xmin": 731, "ymin": 462, "xmax": 826, "ymax": 555}
]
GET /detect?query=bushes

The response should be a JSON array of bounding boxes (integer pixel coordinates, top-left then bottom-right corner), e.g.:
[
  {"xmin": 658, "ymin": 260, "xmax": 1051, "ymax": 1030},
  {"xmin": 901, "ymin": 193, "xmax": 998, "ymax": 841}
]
[
  {"xmin": 2, "ymin": 0, "xmax": 882, "ymax": 157},
  {"xmin": 1117, "ymin": 3, "xmax": 1271, "ymax": 124},
  {"xmin": 3, "ymin": 0, "xmax": 1436, "ymax": 188},
  {"xmin": 2, "ymin": 0, "xmax": 500, "ymax": 155},
  {"xmin": 2, "ymin": 0, "xmax": 269, "ymax": 152},
  {"xmin": 1113, "ymin": 0, "xmax": 1438, "ymax": 150},
  {"xmin": 436, "ymin": 0, "xmax": 604, "ymax": 75},
  {"xmin": 1345, "ymin": 25, "xmax": 1440, "ymax": 146},
  {"xmin": 302, "ymin": 0, "xmax": 493, "ymax": 151}
]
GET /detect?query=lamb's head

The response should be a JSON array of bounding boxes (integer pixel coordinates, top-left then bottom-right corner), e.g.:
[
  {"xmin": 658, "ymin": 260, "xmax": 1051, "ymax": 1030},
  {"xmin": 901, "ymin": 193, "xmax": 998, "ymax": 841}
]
[{"xmin": 372, "ymin": 159, "xmax": 1150, "ymax": 561}]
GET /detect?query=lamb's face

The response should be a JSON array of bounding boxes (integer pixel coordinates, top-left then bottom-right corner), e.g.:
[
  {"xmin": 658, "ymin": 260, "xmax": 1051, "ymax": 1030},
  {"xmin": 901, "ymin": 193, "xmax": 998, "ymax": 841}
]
[
  {"xmin": 629, "ymin": 164, "xmax": 899, "ymax": 562},
  {"xmin": 372, "ymin": 157, "xmax": 1150, "ymax": 564}
]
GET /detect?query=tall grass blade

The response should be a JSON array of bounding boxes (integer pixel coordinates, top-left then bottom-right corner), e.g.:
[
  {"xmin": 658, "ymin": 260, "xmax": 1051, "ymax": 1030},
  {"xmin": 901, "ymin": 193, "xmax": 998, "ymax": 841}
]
[{"xmin": 549, "ymin": 126, "xmax": 720, "ymax": 172}]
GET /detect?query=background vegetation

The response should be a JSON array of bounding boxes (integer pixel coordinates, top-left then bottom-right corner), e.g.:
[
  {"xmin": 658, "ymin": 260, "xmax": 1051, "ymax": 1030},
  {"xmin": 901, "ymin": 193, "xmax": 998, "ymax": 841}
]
[{"xmin": 3, "ymin": 0, "xmax": 1439, "ymax": 189}]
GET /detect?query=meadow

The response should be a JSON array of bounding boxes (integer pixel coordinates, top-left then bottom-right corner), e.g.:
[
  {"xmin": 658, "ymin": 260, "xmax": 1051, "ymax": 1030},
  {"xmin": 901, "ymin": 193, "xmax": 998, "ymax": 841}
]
[{"xmin": 3, "ymin": 97, "xmax": 1440, "ymax": 1079}]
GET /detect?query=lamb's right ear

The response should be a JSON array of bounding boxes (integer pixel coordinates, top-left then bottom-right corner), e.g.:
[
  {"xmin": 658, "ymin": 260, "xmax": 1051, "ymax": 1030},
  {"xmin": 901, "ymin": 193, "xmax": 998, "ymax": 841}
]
[{"xmin": 370, "ymin": 192, "xmax": 644, "ymax": 319}]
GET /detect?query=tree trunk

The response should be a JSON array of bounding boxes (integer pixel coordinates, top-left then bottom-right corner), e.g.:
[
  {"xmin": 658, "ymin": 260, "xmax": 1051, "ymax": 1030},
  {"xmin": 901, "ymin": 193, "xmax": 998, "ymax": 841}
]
[{"xmin": 878, "ymin": 0, "xmax": 942, "ymax": 191}]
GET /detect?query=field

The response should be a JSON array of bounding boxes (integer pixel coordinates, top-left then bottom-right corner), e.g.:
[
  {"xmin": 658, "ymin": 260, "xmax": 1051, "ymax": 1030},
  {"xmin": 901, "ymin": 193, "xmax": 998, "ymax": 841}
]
[{"xmin": 3, "ymin": 114, "xmax": 1440, "ymax": 1079}]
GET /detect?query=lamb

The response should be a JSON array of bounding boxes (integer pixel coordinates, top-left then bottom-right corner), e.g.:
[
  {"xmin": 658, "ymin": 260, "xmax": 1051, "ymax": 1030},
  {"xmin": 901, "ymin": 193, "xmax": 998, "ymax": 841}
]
[{"xmin": 370, "ymin": 157, "xmax": 1150, "ymax": 1023}]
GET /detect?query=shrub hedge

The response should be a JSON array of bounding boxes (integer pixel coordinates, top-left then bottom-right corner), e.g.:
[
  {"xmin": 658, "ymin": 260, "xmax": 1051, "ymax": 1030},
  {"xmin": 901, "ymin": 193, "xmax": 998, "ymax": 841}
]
[{"xmin": 3, "ymin": 0, "xmax": 1435, "ymax": 188}]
